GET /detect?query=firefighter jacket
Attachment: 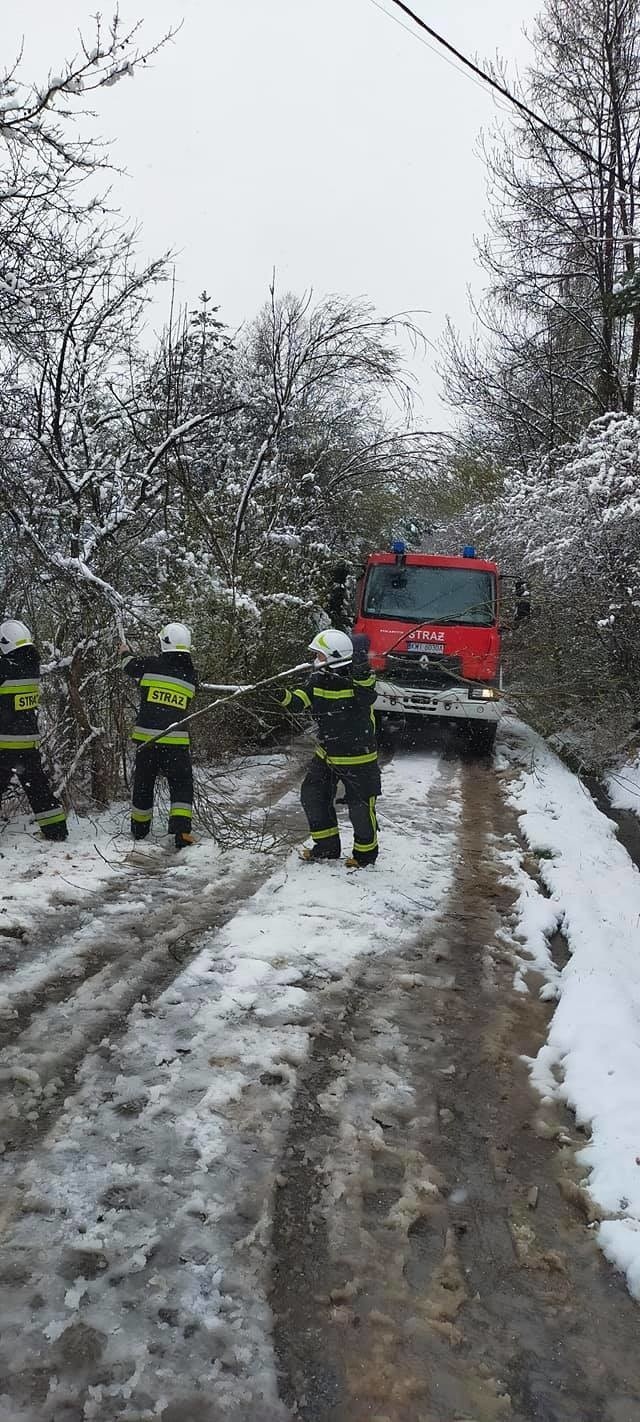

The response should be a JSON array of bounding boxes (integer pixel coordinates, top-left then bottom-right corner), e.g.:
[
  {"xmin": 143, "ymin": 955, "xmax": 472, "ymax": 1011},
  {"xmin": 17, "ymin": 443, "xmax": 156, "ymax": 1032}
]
[
  {"xmin": 0, "ymin": 645, "xmax": 42, "ymax": 751},
  {"xmin": 279, "ymin": 657, "xmax": 378, "ymax": 771},
  {"xmin": 121, "ymin": 649, "xmax": 198, "ymax": 746}
]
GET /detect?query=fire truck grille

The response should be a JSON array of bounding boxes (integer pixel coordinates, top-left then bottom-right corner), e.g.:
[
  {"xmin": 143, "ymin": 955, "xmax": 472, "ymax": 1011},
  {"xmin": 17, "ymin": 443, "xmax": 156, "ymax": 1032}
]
[{"xmin": 385, "ymin": 652, "xmax": 464, "ymax": 690}]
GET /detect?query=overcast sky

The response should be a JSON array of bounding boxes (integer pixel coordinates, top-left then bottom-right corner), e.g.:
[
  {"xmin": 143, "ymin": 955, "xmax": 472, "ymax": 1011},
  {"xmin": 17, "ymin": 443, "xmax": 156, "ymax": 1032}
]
[{"xmin": 3, "ymin": 0, "xmax": 541, "ymax": 424}]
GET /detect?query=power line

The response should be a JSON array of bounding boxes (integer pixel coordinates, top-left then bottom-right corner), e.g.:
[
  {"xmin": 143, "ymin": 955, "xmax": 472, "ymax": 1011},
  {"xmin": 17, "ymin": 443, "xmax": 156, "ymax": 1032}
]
[
  {"xmin": 379, "ymin": 0, "xmax": 605, "ymax": 176},
  {"xmin": 368, "ymin": 0, "xmax": 512, "ymax": 113}
]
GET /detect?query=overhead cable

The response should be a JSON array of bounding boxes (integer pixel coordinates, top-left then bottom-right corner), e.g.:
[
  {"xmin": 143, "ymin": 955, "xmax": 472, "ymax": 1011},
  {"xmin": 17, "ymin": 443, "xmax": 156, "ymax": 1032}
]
[{"xmin": 376, "ymin": 0, "xmax": 606, "ymax": 176}]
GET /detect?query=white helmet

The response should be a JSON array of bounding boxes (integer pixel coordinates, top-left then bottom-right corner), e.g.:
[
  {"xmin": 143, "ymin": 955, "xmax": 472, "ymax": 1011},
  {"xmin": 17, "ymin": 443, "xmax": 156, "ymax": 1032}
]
[
  {"xmin": 0, "ymin": 619, "xmax": 34, "ymax": 654},
  {"xmin": 308, "ymin": 628, "xmax": 353, "ymax": 668},
  {"xmin": 158, "ymin": 622, "xmax": 192, "ymax": 653}
]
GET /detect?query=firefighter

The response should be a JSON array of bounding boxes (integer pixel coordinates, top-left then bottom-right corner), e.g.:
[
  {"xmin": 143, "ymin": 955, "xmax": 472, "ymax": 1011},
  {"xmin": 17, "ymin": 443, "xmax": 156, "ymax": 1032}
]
[
  {"xmin": 279, "ymin": 628, "xmax": 380, "ymax": 867},
  {"xmin": 120, "ymin": 622, "xmax": 198, "ymax": 848},
  {"xmin": 0, "ymin": 619, "xmax": 68, "ymax": 841}
]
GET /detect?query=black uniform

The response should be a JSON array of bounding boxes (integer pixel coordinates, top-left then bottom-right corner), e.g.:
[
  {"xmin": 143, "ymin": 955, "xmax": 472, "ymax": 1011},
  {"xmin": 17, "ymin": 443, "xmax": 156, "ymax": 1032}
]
[
  {"xmin": 0, "ymin": 645, "xmax": 68, "ymax": 840},
  {"xmin": 280, "ymin": 652, "xmax": 380, "ymax": 865},
  {"xmin": 121, "ymin": 649, "xmax": 198, "ymax": 839}
]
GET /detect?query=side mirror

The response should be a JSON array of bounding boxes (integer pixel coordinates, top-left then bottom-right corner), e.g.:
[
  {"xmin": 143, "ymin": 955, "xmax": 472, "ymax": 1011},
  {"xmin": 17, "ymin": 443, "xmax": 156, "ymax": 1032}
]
[{"xmin": 514, "ymin": 580, "xmax": 531, "ymax": 620}]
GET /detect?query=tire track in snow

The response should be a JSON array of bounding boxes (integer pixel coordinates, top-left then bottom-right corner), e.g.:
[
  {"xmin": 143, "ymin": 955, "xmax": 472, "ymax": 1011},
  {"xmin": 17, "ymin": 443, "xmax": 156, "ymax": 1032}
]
[
  {"xmin": 0, "ymin": 748, "xmax": 453, "ymax": 1422},
  {"xmin": 0, "ymin": 769, "xmax": 305, "ymax": 1154},
  {"xmin": 271, "ymin": 752, "xmax": 640, "ymax": 1422}
]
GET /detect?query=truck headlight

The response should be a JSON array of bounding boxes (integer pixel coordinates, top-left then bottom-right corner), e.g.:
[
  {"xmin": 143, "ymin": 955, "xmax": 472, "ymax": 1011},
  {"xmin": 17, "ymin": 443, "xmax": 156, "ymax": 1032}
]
[{"xmin": 469, "ymin": 687, "xmax": 498, "ymax": 700}]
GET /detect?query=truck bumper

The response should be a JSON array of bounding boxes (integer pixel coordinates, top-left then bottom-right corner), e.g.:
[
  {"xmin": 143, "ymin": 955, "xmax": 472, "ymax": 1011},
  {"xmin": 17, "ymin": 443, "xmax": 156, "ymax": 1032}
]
[{"xmin": 375, "ymin": 680, "xmax": 503, "ymax": 723}]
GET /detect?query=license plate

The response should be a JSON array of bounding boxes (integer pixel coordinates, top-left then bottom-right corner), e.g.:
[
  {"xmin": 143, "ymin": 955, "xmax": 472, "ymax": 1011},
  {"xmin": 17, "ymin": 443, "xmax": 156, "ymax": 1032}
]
[{"xmin": 407, "ymin": 641, "xmax": 444, "ymax": 654}]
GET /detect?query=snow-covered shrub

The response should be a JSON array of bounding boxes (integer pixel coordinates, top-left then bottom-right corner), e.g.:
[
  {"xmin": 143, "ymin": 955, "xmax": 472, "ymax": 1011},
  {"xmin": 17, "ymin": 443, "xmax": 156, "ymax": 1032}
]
[{"xmin": 468, "ymin": 413, "xmax": 640, "ymax": 763}]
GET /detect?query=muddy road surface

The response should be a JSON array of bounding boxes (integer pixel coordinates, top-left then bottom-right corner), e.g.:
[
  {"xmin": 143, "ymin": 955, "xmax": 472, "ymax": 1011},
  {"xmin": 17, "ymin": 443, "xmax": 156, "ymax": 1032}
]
[
  {"xmin": 0, "ymin": 739, "xmax": 638, "ymax": 1422},
  {"xmin": 271, "ymin": 747, "xmax": 640, "ymax": 1422}
]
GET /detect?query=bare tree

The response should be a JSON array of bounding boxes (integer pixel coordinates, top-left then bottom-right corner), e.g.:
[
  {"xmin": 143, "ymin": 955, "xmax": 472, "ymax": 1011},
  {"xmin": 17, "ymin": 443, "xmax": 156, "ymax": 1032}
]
[{"xmin": 441, "ymin": 0, "xmax": 640, "ymax": 467}]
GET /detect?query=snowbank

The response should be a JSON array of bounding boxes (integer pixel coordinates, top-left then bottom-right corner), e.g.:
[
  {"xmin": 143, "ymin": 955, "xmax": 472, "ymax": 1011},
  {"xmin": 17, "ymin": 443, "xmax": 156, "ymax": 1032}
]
[
  {"xmin": 606, "ymin": 755, "xmax": 640, "ymax": 815},
  {"xmin": 504, "ymin": 721, "xmax": 640, "ymax": 1297}
]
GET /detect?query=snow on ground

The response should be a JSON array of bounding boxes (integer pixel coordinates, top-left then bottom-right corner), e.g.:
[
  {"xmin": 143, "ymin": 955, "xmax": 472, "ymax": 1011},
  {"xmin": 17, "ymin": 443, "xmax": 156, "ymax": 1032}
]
[
  {"xmin": 605, "ymin": 752, "xmax": 640, "ymax": 814},
  {"xmin": 0, "ymin": 752, "xmax": 293, "ymax": 944},
  {"xmin": 0, "ymin": 804, "xmax": 129, "ymax": 938},
  {"xmin": 501, "ymin": 718, "xmax": 640, "ymax": 1298},
  {"xmin": 0, "ymin": 750, "xmax": 458, "ymax": 1422}
]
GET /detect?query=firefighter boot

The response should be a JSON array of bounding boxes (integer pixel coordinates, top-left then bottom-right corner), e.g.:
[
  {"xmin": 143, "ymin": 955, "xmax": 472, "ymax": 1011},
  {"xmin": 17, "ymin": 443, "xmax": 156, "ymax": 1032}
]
[
  {"xmin": 175, "ymin": 831, "xmax": 195, "ymax": 850},
  {"xmin": 300, "ymin": 843, "xmax": 341, "ymax": 863}
]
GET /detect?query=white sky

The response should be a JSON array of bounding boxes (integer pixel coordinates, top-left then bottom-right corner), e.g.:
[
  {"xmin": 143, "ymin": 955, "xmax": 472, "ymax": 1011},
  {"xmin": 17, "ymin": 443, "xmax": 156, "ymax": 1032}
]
[{"xmin": 2, "ymin": 0, "xmax": 541, "ymax": 424}]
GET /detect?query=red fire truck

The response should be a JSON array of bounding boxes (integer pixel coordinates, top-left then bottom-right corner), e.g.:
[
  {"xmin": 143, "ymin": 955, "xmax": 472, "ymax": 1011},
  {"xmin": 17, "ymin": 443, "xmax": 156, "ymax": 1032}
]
[{"xmin": 352, "ymin": 541, "xmax": 503, "ymax": 753}]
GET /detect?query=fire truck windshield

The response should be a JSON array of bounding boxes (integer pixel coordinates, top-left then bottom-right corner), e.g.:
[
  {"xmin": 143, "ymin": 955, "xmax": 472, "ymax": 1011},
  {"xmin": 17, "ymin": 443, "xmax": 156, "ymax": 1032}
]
[{"xmin": 363, "ymin": 565, "xmax": 496, "ymax": 626}]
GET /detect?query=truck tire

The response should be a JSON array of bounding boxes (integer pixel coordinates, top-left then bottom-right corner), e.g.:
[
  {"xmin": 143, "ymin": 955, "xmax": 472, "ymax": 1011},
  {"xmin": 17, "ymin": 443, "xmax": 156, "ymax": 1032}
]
[{"xmin": 465, "ymin": 721, "xmax": 497, "ymax": 756}]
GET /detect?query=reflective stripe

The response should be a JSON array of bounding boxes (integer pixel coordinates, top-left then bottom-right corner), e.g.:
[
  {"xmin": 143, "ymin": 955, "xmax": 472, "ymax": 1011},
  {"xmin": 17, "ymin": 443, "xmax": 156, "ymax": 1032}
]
[
  {"xmin": 311, "ymin": 825, "xmax": 340, "ymax": 841},
  {"xmin": 35, "ymin": 808, "xmax": 67, "ymax": 826},
  {"xmin": 170, "ymin": 805, "xmax": 192, "ymax": 817},
  {"xmin": 0, "ymin": 680, "xmax": 40, "ymax": 694},
  {"xmin": 313, "ymin": 687, "xmax": 354, "ymax": 700},
  {"xmin": 131, "ymin": 807, "xmax": 153, "ymax": 823},
  {"xmin": 0, "ymin": 682, "xmax": 40, "ymax": 711},
  {"xmin": 0, "ymin": 735, "xmax": 40, "ymax": 749},
  {"xmin": 140, "ymin": 676, "xmax": 195, "ymax": 695},
  {"xmin": 132, "ymin": 727, "xmax": 190, "ymax": 746},
  {"xmin": 353, "ymin": 674, "xmax": 376, "ymax": 688},
  {"xmin": 354, "ymin": 797, "xmax": 378, "ymax": 853},
  {"xmin": 281, "ymin": 687, "xmax": 311, "ymax": 711},
  {"xmin": 316, "ymin": 748, "xmax": 378, "ymax": 766}
]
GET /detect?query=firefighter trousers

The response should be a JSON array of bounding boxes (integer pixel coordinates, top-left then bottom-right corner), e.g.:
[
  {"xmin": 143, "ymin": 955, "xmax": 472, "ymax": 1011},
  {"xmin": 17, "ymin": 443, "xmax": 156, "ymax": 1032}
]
[
  {"xmin": 300, "ymin": 755, "xmax": 379, "ymax": 865},
  {"xmin": 0, "ymin": 748, "xmax": 68, "ymax": 840},
  {"xmin": 131, "ymin": 742, "xmax": 193, "ymax": 839}
]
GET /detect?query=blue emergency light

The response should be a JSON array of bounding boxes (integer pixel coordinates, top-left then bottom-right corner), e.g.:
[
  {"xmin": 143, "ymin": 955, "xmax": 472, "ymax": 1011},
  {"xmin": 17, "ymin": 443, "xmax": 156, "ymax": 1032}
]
[
  {"xmin": 462, "ymin": 545, "xmax": 476, "ymax": 558},
  {"xmin": 392, "ymin": 539, "xmax": 406, "ymax": 555}
]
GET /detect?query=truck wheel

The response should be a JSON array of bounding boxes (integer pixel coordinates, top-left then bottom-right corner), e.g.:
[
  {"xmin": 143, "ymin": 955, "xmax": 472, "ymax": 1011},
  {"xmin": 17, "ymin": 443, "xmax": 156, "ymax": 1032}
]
[{"xmin": 465, "ymin": 722, "xmax": 497, "ymax": 756}]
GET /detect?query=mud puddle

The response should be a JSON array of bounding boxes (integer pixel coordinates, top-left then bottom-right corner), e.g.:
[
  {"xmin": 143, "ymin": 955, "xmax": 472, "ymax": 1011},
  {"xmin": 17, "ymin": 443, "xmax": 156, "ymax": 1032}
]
[{"xmin": 271, "ymin": 755, "xmax": 640, "ymax": 1422}]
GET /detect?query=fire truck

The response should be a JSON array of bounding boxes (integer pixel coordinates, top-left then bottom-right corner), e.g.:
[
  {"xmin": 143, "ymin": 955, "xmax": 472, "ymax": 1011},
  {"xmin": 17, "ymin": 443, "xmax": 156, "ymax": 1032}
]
[{"xmin": 351, "ymin": 541, "xmax": 503, "ymax": 754}]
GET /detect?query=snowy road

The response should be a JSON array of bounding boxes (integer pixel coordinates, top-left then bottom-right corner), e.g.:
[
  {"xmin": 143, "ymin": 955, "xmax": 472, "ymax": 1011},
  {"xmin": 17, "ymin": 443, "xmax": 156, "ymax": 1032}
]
[{"xmin": 2, "ymin": 731, "xmax": 640, "ymax": 1421}]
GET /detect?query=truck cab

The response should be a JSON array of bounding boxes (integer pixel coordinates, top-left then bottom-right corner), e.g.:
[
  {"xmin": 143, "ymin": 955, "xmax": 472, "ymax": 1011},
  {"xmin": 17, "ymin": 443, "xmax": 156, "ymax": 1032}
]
[{"xmin": 352, "ymin": 542, "xmax": 503, "ymax": 753}]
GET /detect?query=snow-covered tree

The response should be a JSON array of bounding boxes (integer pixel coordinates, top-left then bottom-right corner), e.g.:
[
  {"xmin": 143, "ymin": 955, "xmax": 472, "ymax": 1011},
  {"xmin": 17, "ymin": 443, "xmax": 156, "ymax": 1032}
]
[{"xmin": 441, "ymin": 0, "xmax": 640, "ymax": 467}]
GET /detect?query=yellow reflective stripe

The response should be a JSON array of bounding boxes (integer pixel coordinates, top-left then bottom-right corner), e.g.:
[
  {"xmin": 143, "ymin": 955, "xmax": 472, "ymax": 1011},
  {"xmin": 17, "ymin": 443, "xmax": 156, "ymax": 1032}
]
[
  {"xmin": 313, "ymin": 687, "xmax": 354, "ymax": 700},
  {"xmin": 311, "ymin": 826, "xmax": 340, "ymax": 841},
  {"xmin": 353, "ymin": 675, "xmax": 376, "ymax": 688},
  {"xmin": 355, "ymin": 796, "xmax": 378, "ymax": 852},
  {"xmin": 292, "ymin": 688, "xmax": 311, "ymax": 710},
  {"xmin": 36, "ymin": 808, "xmax": 67, "ymax": 825},
  {"xmin": 131, "ymin": 808, "xmax": 153, "ymax": 823},
  {"xmin": 140, "ymin": 676, "xmax": 195, "ymax": 695},
  {"xmin": 170, "ymin": 806, "xmax": 192, "ymax": 817},
  {"xmin": 280, "ymin": 688, "xmax": 293, "ymax": 707},
  {"xmin": 0, "ymin": 736, "xmax": 40, "ymax": 749},
  {"xmin": 0, "ymin": 682, "xmax": 40, "ymax": 694},
  {"xmin": 132, "ymin": 729, "xmax": 190, "ymax": 745},
  {"xmin": 325, "ymin": 750, "xmax": 378, "ymax": 766}
]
